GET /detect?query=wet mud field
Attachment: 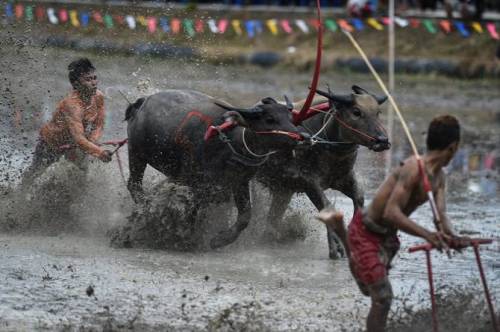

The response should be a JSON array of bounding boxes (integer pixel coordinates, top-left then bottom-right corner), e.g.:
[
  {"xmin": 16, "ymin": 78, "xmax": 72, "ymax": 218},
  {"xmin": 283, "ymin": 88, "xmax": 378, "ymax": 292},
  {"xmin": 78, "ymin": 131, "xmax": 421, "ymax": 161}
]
[{"xmin": 1, "ymin": 45, "xmax": 499, "ymax": 331}]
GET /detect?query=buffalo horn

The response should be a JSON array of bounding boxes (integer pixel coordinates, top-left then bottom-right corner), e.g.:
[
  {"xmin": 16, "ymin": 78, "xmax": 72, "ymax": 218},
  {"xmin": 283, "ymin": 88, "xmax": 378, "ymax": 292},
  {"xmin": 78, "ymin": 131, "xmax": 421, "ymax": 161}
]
[
  {"xmin": 283, "ymin": 95, "xmax": 294, "ymax": 111},
  {"xmin": 316, "ymin": 89, "xmax": 354, "ymax": 104}
]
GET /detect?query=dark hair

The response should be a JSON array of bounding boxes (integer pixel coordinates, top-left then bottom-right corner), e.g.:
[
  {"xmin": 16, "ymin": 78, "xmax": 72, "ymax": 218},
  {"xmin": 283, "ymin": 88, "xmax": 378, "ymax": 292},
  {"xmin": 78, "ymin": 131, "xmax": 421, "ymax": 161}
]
[
  {"xmin": 68, "ymin": 58, "xmax": 95, "ymax": 88},
  {"xmin": 426, "ymin": 115, "xmax": 460, "ymax": 151}
]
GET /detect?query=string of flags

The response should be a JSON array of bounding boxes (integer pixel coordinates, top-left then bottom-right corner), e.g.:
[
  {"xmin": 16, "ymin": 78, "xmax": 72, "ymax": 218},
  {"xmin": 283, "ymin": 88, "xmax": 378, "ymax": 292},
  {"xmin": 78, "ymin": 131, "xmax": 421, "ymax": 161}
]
[{"xmin": 3, "ymin": 2, "xmax": 499, "ymax": 40}]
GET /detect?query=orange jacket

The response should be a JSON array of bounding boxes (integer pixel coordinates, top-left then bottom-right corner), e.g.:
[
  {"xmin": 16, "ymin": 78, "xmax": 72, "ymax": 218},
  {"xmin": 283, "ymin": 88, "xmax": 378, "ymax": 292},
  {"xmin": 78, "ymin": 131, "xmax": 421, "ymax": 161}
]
[{"xmin": 40, "ymin": 90, "xmax": 105, "ymax": 157}]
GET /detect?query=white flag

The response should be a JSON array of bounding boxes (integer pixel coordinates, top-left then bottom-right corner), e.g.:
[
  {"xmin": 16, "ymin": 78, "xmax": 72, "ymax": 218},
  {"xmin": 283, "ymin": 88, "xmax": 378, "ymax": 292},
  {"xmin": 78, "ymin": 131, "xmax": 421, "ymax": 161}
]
[
  {"xmin": 125, "ymin": 15, "xmax": 136, "ymax": 29},
  {"xmin": 207, "ymin": 19, "xmax": 219, "ymax": 33},
  {"xmin": 295, "ymin": 19, "xmax": 309, "ymax": 33},
  {"xmin": 394, "ymin": 17, "xmax": 409, "ymax": 28},
  {"xmin": 47, "ymin": 8, "xmax": 58, "ymax": 25}
]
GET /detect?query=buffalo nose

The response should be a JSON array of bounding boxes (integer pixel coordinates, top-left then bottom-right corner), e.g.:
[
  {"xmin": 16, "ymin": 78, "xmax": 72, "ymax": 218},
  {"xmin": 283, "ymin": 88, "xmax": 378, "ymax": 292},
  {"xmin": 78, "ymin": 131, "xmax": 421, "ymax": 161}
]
[{"xmin": 376, "ymin": 136, "xmax": 389, "ymax": 144}]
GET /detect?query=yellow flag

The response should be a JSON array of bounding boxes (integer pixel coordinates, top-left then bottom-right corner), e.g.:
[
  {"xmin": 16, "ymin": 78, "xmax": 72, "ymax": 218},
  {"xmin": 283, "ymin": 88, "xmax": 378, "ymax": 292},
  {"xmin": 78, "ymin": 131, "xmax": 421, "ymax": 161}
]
[
  {"xmin": 231, "ymin": 19, "xmax": 242, "ymax": 35},
  {"xmin": 266, "ymin": 19, "xmax": 278, "ymax": 35},
  {"xmin": 69, "ymin": 10, "xmax": 80, "ymax": 27},
  {"xmin": 471, "ymin": 22, "xmax": 483, "ymax": 33},
  {"xmin": 367, "ymin": 18, "xmax": 383, "ymax": 31},
  {"xmin": 137, "ymin": 15, "xmax": 147, "ymax": 26}
]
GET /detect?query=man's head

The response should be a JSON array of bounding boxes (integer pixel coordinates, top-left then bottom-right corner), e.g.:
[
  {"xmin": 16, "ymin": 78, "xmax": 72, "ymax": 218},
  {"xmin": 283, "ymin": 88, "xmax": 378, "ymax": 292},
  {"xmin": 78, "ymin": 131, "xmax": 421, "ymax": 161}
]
[
  {"xmin": 426, "ymin": 115, "xmax": 460, "ymax": 165},
  {"xmin": 68, "ymin": 58, "xmax": 97, "ymax": 96}
]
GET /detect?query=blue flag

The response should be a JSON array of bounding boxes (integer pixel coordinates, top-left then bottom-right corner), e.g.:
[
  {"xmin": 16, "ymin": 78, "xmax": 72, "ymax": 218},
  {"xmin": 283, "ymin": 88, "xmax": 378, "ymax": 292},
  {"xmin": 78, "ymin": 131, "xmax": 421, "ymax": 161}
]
[
  {"xmin": 80, "ymin": 11, "xmax": 89, "ymax": 27},
  {"xmin": 351, "ymin": 18, "xmax": 364, "ymax": 31},
  {"xmin": 5, "ymin": 3, "xmax": 13, "ymax": 17},
  {"xmin": 160, "ymin": 17, "xmax": 169, "ymax": 32},
  {"xmin": 454, "ymin": 21, "xmax": 470, "ymax": 38},
  {"xmin": 245, "ymin": 20, "xmax": 255, "ymax": 38}
]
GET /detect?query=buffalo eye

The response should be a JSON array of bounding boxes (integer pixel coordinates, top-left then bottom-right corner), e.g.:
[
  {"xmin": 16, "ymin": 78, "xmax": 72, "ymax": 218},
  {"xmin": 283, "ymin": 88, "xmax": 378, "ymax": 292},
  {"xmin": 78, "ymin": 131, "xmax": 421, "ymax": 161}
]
[{"xmin": 352, "ymin": 108, "xmax": 362, "ymax": 117}]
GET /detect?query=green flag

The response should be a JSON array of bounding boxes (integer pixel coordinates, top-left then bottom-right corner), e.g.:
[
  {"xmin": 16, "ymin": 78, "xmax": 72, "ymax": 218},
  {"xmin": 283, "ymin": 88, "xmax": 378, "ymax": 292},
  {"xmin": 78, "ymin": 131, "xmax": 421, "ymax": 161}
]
[
  {"xmin": 183, "ymin": 19, "xmax": 195, "ymax": 37},
  {"xmin": 25, "ymin": 5, "xmax": 33, "ymax": 21},
  {"xmin": 422, "ymin": 19, "xmax": 437, "ymax": 34},
  {"xmin": 104, "ymin": 14, "xmax": 113, "ymax": 29},
  {"xmin": 325, "ymin": 19, "xmax": 338, "ymax": 32}
]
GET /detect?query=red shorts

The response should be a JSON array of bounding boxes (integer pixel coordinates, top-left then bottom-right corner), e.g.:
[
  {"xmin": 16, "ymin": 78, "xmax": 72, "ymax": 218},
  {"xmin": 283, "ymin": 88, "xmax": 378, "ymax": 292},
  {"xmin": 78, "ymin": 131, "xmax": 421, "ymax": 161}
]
[{"xmin": 348, "ymin": 209, "xmax": 400, "ymax": 286}]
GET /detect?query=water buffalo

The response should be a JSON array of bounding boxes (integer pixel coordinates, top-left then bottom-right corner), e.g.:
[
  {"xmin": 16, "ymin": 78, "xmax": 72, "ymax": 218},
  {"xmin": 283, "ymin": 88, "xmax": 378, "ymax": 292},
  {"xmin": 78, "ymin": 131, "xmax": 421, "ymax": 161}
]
[
  {"xmin": 125, "ymin": 89, "xmax": 309, "ymax": 249},
  {"xmin": 257, "ymin": 85, "xmax": 390, "ymax": 259}
]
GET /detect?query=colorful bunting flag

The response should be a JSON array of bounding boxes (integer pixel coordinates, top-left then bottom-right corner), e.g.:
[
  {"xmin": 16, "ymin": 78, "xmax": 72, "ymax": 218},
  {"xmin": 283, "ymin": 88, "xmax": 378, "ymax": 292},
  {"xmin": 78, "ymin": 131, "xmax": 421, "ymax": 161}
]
[
  {"xmin": 147, "ymin": 17, "xmax": 157, "ymax": 33},
  {"xmin": 159, "ymin": 17, "xmax": 169, "ymax": 32},
  {"xmin": 137, "ymin": 15, "xmax": 147, "ymax": 27},
  {"xmin": 80, "ymin": 11, "xmax": 90, "ymax": 27},
  {"xmin": 114, "ymin": 15, "xmax": 124, "ymax": 26},
  {"xmin": 280, "ymin": 19, "xmax": 293, "ymax": 34},
  {"xmin": 422, "ymin": 19, "xmax": 437, "ymax": 33},
  {"xmin": 25, "ymin": 5, "xmax": 33, "ymax": 21},
  {"xmin": 171, "ymin": 18, "xmax": 181, "ymax": 34},
  {"xmin": 218, "ymin": 19, "xmax": 228, "ymax": 34},
  {"xmin": 15, "ymin": 4, "xmax": 23, "ymax": 19},
  {"xmin": 454, "ymin": 21, "xmax": 469, "ymax": 37},
  {"xmin": 266, "ymin": 19, "xmax": 278, "ymax": 35},
  {"xmin": 295, "ymin": 19, "xmax": 309, "ymax": 33},
  {"xmin": 47, "ymin": 8, "xmax": 58, "ymax": 24},
  {"xmin": 394, "ymin": 17, "xmax": 409, "ymax": 27},
  {"xmin": 351, "ymin": 18, "xmax": 364, "ymax": 30},
  {"xmin": 93, "ymin": 11, "xmax": 103, "ymax": 24},
  {"xmin": 35, "ymin": 6, "xmax": 45, "ymax": 21},
  {"xmin": 195, "ymin": 19, "xmax": 205, "ymax": 33},
  {"xmin": 367, "ymin": 18, "xmax": 383, "ymax": 30},
  {"xmin": 231, "ymin": 19, "xmax": 242, "ymax": 35},
  {"xmin": 381, "ymin": 17, "xmax": 391, "ymax": 25},
  {"xmin": 126, "ymin": 15, "xmax": 136, "ymax": 29},
  {"xmin": 471, "ymin": 22, "xmax": 483, "ymax": 33},
  {"xmin": 183, "ymin": 19, "xmax": 195, "ymax": 37},
  {"xmin": 59, "ymin": 9, "xmax": 68, "ymax": 23},
  {"xmin": 104, "ymin": 14, "xmax": 113, "ymax": 28},
  {"xmin": 5, "ymin": 3, "xmax": 14, "ymax": 18},
  {"xmin": 324, "ymin": 19, "xmax": 337, "ymax": 32},
  {"xmin": 337, "ymin": 19, "xmax": 353, "ymax": 32},
  {"xmin": 207, "ymin": 19, "xmax": 218, "ymax": 33},
  {"xmin": 439, "ymin": 20, "xmax": 451, "ymax": 33},
  {"xmin": 486, "ymin": 23, "xmax": 499, "ymax": 40},
  {"xmin": 254, "ymin": 20, "xmax": 263, "ymax": 34},
  {"xmin": 245, "ymin": 20, "xmax": 255, "ymax": 38},
  {"xmin": 69, "ymin": 10, "xmax": 79, "ymax": 27},
  {"xmin": 410, "ymin": 18, "xmax": 421, "ymax": 28}
]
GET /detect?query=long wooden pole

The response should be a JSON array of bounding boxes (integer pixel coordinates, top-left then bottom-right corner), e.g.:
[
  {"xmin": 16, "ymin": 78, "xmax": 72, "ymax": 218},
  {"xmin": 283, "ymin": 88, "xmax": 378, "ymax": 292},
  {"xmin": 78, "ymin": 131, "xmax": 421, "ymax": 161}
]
[{"xmin": 386, "ymin": 0, "xmax": 395, "ymax": 176}]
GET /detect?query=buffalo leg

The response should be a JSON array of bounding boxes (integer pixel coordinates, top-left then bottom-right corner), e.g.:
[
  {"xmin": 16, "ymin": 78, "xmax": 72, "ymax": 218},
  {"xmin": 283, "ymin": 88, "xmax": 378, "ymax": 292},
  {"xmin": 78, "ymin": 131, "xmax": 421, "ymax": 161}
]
[
  {"xmin": 266, "ymin": 189, "xmax": 294, "ymax": 240},
  {"xmin": 210, "ymin": 181, "xmax": 251, "ymax": 249},
  {"xmin": 305, "ymin": 186, "xmax": 346, "ymax": 259},
  {"xmin": 337, "ymin": 171, "xmax": 364, "ymax": 211},
  {"xmin": 127, "ymin": 152, "xmax": 147, "ymax": 204}
]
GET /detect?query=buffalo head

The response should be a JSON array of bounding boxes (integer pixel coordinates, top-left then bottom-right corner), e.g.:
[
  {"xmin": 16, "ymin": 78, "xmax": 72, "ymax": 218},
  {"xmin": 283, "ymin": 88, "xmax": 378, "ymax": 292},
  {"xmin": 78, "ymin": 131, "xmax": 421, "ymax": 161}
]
[
  {"xmin": 214, "ymin": 96, "xmax": 309, "ymax": 149},
  {"xmin": 315, "ymin": 85, "xmax": 390, "ymax": 152}
]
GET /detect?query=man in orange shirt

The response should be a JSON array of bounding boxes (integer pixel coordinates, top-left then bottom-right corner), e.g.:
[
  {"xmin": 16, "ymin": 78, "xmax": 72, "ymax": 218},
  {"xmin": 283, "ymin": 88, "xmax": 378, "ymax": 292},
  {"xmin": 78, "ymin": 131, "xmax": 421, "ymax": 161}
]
[{"xmin": 22, "ymin": 58, "xmax": 112, "ymax": 186}]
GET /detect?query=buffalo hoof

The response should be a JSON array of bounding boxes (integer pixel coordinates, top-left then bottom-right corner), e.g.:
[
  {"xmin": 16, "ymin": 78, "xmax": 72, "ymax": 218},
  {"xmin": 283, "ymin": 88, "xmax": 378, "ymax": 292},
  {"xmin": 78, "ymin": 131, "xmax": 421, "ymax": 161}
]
[
  {"xmin": 329, "ymin": 245, "xmax": 346, "ymax": 260},
  {"xmin": 210, "ymin": 230, "xmax": 239, "ymax": 249}
]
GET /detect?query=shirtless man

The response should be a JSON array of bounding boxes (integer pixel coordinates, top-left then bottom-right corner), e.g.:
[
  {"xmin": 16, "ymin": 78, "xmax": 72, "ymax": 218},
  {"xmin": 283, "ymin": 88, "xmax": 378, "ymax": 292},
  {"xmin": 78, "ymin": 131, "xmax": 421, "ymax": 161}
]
[
  {"xmin": 318, "ymin": 115, "xmax": 468, "ymax": 332},
  {"xmin": 22, "ymin": 58, "xmax": 112, "ymax": 186}
]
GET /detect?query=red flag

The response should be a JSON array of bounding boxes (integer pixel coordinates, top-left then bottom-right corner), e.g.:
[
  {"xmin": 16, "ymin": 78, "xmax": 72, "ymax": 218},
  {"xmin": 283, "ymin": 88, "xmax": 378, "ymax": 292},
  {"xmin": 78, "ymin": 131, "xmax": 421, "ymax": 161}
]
[
  {"xmin": 338, "ymin": 19, "xmax": 353, "ymax": 32},
  {"xmin": 147, "ymin": 17, "xmax": 157, "ymax": 33},
  {"xmin": 439, "ymin": 20, "xmax": 451, "ymax": 33},
  {"xmin": 114, "ymin": 15, "xmax": 124, "ymax": 25},
  {"xmin": 195, "ymin": 19, "xmax": 204, "ymax": 33},
  {"xmin": 410, "ymin": 18, "xmax": 421, "ymax": 28},
  {"xmin": 171, "ymin": 18, "xmax": 181, "ymax": 34},
  {"xmin": 280, "ymin": 19, "xmax": 292, "ymax": 34},
  {"xmin": 93, "ymin": 11, "xmax": 103, "ymax": 24},
  {"xmin": 15, "ymin": 4, "xmax": 23, "ymax": 19},
  {"xmin": 218, "ymin": 19, "xmax": 228, "ymax": 34},
  {"xmin": 309, "ymin": 18, "xmax": 321, "ymax": 30},
  {"xmin": 35, "ymin": 6, "xmax": 45, "ymax": 21},
  {"xmin": 59, "ymin": 9, "xmax": 68, "ymax": 23}
]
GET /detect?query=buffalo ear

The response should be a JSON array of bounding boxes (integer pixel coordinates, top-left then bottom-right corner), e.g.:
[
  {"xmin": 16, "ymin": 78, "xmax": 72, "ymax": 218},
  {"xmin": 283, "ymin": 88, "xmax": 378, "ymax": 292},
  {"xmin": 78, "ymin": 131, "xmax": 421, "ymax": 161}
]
[
  {"xmin": 261, "ymin": 97, "xmax": 277, "ymax": 104},
  {"xmin": 352, "ymin": 85, "xmax": 370, "ymax": 95}
]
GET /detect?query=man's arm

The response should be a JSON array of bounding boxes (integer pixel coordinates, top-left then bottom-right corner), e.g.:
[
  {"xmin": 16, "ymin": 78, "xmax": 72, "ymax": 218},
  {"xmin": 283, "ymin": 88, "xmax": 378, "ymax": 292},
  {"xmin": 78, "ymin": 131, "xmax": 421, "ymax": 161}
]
[
  {"xmin": 64, "ymin": 102, "xmax": 105, "ymax": 158},
  {"xmin": 434, "ymin": 174, "xmax": 455, "ymax": 236},
  {"xmin": 88, "ymin": 93, "xmax": 105, "ymax": 143}
]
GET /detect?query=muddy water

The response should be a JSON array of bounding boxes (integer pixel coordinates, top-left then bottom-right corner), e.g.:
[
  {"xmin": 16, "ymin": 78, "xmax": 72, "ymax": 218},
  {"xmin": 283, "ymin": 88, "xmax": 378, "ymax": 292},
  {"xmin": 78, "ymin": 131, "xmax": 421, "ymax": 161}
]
[{"xmin": 1, "ymin": 44, "xmax": 499, "ymax": 331}]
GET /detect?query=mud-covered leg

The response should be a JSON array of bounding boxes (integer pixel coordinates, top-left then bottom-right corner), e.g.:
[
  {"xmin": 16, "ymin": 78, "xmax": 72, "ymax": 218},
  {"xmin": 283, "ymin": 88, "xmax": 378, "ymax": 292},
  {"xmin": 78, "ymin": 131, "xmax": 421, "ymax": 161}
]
[
  {"xmin": 266, "ymin": 189, "xmax": 293, "ymax": 240},
  {"xmin": 338, "ymin": 170, "xmax": 364, "ymax": 211},
  {"xmin": 366, "ymin": 277, "xmax": 393, "ymax": 332},
  {"xmin": 127, "ymin": 151, "xmax": 147, "ymax": 204},
  {"xmin": 305, "ymin": 185, "xmax": 345, "ymax": 259},
  {"xmin": 210, "ymin": 181, "xmax": 251, "ymax": 249}
]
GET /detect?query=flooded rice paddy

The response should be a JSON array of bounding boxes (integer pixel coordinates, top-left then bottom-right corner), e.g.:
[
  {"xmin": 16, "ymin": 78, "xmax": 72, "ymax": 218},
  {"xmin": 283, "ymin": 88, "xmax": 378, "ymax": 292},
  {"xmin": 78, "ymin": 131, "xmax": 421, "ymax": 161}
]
[{"xmin": 0, "ymin": 44, "xmax": 499, "ymax": 331}]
